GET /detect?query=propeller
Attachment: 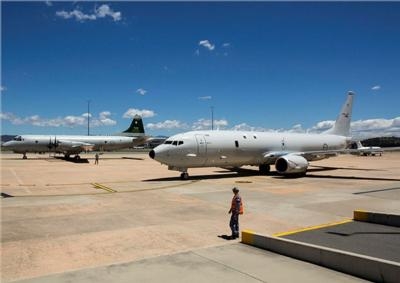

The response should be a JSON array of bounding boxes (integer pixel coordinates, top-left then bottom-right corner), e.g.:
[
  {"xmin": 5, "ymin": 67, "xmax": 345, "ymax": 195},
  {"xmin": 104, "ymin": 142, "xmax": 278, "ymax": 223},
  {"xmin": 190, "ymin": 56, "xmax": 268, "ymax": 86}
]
[{"xmin": 47, "ymin": 136, "xmax": 59, "ymax": 157}]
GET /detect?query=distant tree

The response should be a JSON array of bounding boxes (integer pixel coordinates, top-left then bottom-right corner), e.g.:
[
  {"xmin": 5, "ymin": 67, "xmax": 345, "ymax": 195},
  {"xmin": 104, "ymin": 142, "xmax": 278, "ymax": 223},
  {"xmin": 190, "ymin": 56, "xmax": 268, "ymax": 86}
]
[{"xmin": 361, "ymin": 137, "xmax": 400, "ymax": 147}]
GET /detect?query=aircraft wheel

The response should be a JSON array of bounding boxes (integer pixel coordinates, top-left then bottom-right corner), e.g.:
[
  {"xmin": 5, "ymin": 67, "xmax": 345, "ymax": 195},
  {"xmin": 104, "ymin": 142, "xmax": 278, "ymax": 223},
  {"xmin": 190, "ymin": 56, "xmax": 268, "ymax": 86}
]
[
  {"xmin": 259, "ymin": 164, "xmax": 270, "ymax": 175},
  {"xmin": 74, "ymin": 155, "xmax": 81, "ymax": 160},
  {"xmin": 23, "ymin": 155, "xmax": 27, "ymax": 159},
  {"xmin": 180, "ymin": 172, "xmax": 189, "ymax": 180}
]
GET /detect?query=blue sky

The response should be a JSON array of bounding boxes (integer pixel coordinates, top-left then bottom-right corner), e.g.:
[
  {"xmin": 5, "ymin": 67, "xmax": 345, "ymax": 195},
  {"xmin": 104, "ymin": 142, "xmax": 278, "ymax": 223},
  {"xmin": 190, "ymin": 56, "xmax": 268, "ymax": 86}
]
[{"xmin": 1, "ymin": 1, "xmax": 399, "ymax": 138}]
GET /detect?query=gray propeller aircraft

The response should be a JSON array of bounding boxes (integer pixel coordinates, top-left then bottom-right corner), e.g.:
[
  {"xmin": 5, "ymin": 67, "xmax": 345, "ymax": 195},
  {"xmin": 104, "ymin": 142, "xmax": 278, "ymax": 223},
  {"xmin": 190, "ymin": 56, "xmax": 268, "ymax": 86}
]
[
  {"xmin": 2, "ymin": 115, "xmax": 147, "ymax": 159},
  {"xmin": 149, "ymin": 92, "xmax": 355, "ymax": 179}
]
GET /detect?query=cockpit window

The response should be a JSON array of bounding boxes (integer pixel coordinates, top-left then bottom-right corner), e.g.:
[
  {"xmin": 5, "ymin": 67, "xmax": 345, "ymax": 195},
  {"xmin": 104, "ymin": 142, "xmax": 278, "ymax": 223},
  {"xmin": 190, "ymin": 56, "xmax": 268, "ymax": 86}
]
[
  {"xmin": 164, "ymin": 140, "xmax": 184, "ymax": 146},
  {"xmin": 14, "ymin": 136, "xmax": 22, "ymax": 141}
]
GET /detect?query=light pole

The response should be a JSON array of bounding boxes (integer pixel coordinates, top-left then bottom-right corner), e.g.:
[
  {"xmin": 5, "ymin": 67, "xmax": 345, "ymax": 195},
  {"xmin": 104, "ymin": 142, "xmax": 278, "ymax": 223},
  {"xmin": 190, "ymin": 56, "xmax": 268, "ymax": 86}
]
[
  {"xmin": 211, "ymin": 106, "xmax": 214, "ymax": 130},
  {"xmin": 87, "ymin": 100, "xmax": 91, "ymax": 136}
]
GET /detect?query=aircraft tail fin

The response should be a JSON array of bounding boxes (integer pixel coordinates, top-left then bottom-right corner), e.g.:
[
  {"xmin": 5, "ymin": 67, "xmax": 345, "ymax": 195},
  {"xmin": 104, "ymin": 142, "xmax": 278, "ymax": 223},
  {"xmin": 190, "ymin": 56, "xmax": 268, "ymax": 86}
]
[
  {"xmin": 324, "ymin": 91, "xmax": 354, "ymax": 137},
  {"xmin": 119, "ymin": 115, "xmax": 145, "ymax": 136},
  {"xmin": 355, "ymin": 140, "xmax": 363, "ymax": 149}
]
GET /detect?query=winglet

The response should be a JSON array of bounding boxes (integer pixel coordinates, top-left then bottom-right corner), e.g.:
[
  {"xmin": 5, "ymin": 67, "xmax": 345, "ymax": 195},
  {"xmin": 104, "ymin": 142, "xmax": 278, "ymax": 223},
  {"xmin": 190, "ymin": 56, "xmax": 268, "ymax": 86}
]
[{"xmin": 325, "ymin": 91, "xmax": 354, "ymax": 137}]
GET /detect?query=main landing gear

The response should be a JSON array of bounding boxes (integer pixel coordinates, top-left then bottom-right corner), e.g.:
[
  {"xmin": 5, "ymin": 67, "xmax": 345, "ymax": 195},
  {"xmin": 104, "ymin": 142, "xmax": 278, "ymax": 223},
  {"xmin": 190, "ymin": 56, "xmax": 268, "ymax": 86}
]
[
  {"xmin": 259, "ymin": 164, "xmax": 271, "ymax": 175},
  {"xmin": 180, "ymin": 172, "xmax": 189, "ymax": 180},
  {"xmin": 64, "ymin": 154, "xmax": 81, "ymax": 160}
]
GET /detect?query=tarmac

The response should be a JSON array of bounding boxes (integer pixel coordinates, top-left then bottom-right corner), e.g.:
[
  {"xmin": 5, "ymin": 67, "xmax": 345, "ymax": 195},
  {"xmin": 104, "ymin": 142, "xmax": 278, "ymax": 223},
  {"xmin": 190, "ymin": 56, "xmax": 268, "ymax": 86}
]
[{"xmin": 1, "ymin": 151, "xmax": 400, "ymax": 282}]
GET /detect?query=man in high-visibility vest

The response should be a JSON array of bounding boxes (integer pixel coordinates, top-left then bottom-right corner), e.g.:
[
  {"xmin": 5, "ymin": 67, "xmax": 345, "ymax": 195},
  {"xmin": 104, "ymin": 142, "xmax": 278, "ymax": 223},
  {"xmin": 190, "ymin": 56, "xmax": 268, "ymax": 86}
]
[{"xmin": 228, "ymin": 187, "xmax": 243, "ymax": 239}]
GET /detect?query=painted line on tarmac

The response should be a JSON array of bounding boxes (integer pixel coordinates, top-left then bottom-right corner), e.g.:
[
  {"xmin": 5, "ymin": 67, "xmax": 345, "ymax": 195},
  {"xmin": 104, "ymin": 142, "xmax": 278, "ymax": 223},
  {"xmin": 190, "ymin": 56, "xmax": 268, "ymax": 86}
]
[
  {"xmin": 272, "ymin": 219, "xmax": 353, "ymax": 237},
  {"xmin": 9, "ymin": 168, "xmax": 23, "ymax": 185},
  {"xmin": 92, "ymin": 183, "xmax": 117, "ymax": 193},
  {"xmin": 2, "ymin": 180, "xmax": 199, "ymax": 198}
]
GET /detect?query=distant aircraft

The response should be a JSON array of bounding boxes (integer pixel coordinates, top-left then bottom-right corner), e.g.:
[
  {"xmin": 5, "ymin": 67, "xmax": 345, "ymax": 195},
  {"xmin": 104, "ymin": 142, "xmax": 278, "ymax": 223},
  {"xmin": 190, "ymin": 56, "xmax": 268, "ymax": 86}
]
[
  {"xmin": 352, "ymin": 141, "xmax": 383, "ymax": 156},
  {"xmin": 149, "ymin": 92, "xmax": 355, "ymax": 179},
  {"xmin": 2, "ymin": 115, "xmax": 147, "ymax": 159}
]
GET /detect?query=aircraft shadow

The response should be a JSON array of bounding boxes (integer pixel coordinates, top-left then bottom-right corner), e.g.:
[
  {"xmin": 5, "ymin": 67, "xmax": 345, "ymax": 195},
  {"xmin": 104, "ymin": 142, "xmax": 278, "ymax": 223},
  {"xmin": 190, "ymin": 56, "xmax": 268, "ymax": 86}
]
[
  {"xmin": 308, "ymin": 165, "xmax": 384, "ymax": 172},
  {"xmin": 304, "ymin": 174, "xmax": 400, "ymax": 182},
  {"xmin": 54, "ymin": 157, "xmax": 89, "ymax": 163},
  {"xmin": 121, "ymin": 157, "xmax": 145, "ymax": 161},
  {"xmin": 145, "ymin": 166, "xmax": 400, "ymax": 182}
]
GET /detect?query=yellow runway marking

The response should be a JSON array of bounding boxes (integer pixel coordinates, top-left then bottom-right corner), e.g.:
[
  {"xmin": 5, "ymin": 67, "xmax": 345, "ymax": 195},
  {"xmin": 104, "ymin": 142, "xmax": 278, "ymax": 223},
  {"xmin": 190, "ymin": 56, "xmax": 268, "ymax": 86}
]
[
  {"xmin": 92, "ymin": 183, "xmax": 117, "ymax": 193},
  {"xmin": 273, "ymin": 219, "xmax": 353, "ymax": 237}
]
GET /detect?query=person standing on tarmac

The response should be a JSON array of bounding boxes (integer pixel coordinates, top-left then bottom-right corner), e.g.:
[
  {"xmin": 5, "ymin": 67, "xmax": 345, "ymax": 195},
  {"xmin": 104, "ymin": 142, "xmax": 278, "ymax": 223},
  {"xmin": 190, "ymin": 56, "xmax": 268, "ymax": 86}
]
[
  {"xmin": 94, "ymin": 153, "xmax": 99, "ymax": 165},
  {"xmin": 228, "ymin": 187, "xmax": 243, "ymax": 239}
]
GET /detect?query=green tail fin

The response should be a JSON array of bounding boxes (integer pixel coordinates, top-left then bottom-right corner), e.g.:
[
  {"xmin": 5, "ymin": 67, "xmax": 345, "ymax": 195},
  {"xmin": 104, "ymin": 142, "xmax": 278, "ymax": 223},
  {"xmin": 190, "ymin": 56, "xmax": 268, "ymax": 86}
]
[{"xmin": 123, "ymin": 115, "xmax": 145, "ymax": 134}]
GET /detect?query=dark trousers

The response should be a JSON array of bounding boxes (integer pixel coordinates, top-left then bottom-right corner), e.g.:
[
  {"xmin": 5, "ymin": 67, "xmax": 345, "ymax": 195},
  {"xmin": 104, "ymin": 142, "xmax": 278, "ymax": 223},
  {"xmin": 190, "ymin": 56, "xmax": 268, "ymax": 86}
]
[{"xmin": 230, "ymin": 213, "xmax": 239, "ymax": 236}]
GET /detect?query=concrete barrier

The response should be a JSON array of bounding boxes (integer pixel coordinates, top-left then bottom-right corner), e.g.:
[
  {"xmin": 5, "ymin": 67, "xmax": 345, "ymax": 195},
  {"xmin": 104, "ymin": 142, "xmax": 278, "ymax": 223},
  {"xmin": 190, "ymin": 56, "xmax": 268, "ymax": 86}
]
[
  {"xmin": 354, "ymin": 210, "xmax": 400, "ymax": 227},
  {"xmin": 242, "ymin": 230, "xmax": 400, "ymax": 283}
]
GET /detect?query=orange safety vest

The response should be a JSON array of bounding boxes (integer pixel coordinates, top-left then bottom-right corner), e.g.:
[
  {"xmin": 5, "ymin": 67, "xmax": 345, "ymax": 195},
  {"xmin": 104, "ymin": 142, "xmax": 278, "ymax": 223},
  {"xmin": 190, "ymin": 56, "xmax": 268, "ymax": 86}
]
[{"xmin": 231, "ymin": 195, "xmax": 244, "ymax": 215}]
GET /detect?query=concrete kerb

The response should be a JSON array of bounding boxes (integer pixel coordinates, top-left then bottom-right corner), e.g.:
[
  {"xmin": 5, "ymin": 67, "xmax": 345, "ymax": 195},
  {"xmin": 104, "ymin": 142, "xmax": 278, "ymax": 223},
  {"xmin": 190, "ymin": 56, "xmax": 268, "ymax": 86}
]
[
  {"xmin": 354, "ymin": 210, "xmax": 400, "ymax": 227},
  {"xmin": 241, "ymin": 230, "xmax": 400, "ymax": 283}
]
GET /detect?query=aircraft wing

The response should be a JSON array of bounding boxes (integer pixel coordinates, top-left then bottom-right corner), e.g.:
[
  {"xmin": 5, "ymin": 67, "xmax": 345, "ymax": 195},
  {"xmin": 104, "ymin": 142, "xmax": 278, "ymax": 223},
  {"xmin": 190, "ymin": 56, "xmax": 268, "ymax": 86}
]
[
  {"xmin": 263, "ymin": 149, "xmax": 350, "ymax": 163},
  {"xmin": 57, "ymin": 140, "xmax": 95, "ymax": 152}
]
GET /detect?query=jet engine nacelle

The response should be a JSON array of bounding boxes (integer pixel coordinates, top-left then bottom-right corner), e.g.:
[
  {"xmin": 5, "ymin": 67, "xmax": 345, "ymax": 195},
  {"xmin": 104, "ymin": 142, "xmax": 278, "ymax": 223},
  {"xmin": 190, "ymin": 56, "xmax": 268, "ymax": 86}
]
[{"xmin": 275, "ymin": 155, "xmax": 308, "ymax": 174}]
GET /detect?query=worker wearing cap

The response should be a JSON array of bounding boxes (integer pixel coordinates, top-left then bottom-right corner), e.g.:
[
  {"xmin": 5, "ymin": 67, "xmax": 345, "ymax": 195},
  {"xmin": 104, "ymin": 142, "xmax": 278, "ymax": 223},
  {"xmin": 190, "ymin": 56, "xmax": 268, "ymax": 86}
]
[{"xmin": 228, "ymin": 187, "xmax": 243, "ymax": 239}]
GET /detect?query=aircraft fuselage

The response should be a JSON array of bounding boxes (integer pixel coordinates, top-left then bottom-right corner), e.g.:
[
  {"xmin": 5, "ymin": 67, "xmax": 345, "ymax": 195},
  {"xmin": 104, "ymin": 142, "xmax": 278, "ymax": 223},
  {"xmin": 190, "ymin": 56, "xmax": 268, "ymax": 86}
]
[
  {"xmin": 150, "ymin": 130, "xmax": 348, "ymax": 169},
  {"xmin": 2, "ymin": 135, "xmax": 138, "ymax": 155}
]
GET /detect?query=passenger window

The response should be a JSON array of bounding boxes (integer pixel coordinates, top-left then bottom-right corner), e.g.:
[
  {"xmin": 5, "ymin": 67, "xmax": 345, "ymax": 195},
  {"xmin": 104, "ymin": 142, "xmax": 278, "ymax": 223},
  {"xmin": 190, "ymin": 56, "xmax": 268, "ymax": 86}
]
[
  {"xmin": 243, "ymin": 135, "xmax": 247, "ymax": 139},
  {"xmin": 253, "ymin": 135, "xmax": 257, "ymax": 139}
]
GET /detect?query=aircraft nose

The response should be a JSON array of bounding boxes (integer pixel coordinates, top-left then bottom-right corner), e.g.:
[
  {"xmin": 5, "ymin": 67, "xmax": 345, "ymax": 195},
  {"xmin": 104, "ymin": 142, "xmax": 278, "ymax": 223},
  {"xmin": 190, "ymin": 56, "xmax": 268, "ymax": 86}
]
[{"xmin": 149, "ymin": 150, "xmax": 155, "ymax": 159}]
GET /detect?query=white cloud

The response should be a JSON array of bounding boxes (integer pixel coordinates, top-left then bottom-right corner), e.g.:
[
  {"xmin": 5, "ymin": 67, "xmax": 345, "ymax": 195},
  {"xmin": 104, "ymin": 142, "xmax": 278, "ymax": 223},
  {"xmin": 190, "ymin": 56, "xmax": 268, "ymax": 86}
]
[
  {"xmin": 199, "ymin": 40, "xmax": 215, "ymax": 51},
  {"xmin": 147, "ymin": 120, "xmax": 187, "ymax": 130},
  {"xmin": 287, "ymin": 124, "xmax": 305, "ymax": 133},
  {"xmin": 45, "ymin": 1, "xmax": 53, "ymax": 7},
  {"xmin": 229, "ymin": 117, "xmax": 400, "ymax": 139},
  {"xmin": 231, "ymin": 123, "xmax": 257, "ymax": 131},
  {"xmin": 222, "ymin": 43, "xmax": 231, "ymax": 47},
  {"xmin": 0, "ymin": 86, "xmax": 6, "ymax": 92},
  {"xmin": 0, "ymin": 112, "xmax": 116, "ymax": 128},
  {"xmin": 308, "ymin": 120, "xmax": 336, "ymax": 133},
  {"xmin": 308, "ymin": 118, "xmax": 400, "ymax": 138},
  {"xmin": 198, "ymin": 96, "xmax": 212, "ymax": 100},
  {"xmin": 123, "ymin": 108, "xmax": 155, "ymax": 119},
  {"xmin": 95, "ymin": 4, "xmax": 121, "ymax": 21},
  {"xmin": 92, "ymin": 111, "xmax": 117, "ymax": 126},
  {"xmin": 56, "ymin": 10, "xmax": 96, "ymax": 21},
  {"xmin": 56, "ymin": 4, "xmax": 121, "ymax": 22},
  {"xmin": 194, "ymin": 49, "xmax": 200, "ymax": 56},
  {"xmin": 136, "ymin": 88, "xmax": 147, "ymax": 95},
  {"xmin": 192, "ymin": 119, "xmax": 228, "ymax": 130},
  {"xmin": 371, "ymin": 85, "xmax": 381, "ymax": 91}
]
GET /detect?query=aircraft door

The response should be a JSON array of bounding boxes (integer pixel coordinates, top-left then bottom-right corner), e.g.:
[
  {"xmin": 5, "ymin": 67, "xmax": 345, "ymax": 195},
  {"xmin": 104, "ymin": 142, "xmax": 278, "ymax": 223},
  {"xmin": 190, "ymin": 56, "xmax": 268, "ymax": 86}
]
[{"xmin": 195, "ymin": 134, "xmax": 207, "ymax": 165}]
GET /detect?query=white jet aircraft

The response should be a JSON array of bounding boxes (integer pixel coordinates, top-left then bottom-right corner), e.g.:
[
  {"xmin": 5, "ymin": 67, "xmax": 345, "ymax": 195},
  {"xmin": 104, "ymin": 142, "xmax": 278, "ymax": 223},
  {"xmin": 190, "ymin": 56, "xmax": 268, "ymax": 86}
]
[
  {"xmin": 352, "ymin": 141, "xmax": 383, "ymax": 156},
  {"xmin": 2, "ymin": 115, "xmax": 147, "ymax": 159},
  {"xmin": 149, "ymin": 92, "xmax": 354, "ymax": 179}
]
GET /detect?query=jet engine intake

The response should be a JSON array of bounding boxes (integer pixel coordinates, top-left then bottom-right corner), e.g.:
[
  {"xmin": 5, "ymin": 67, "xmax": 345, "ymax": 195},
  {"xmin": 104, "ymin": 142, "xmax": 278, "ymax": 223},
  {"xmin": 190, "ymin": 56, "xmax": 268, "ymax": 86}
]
[{"xmin": 275, "ymin": 155, "xmax": 308, "ymax": 174}]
